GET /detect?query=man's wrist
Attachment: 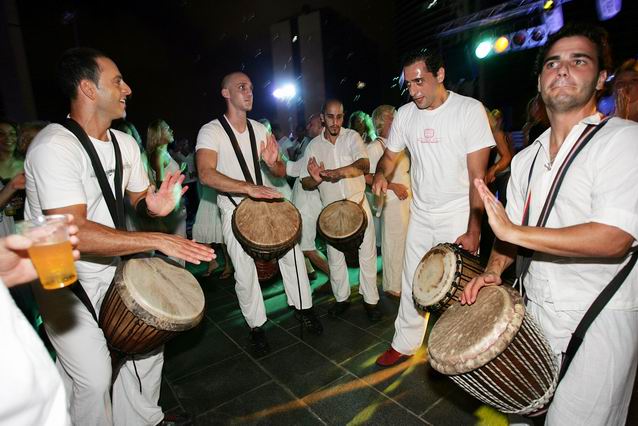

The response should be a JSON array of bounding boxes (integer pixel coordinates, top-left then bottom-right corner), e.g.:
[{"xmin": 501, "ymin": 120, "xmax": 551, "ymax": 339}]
[{"xmin": 136, "ymin": 198, "xmax": 159, "ymax": 219}]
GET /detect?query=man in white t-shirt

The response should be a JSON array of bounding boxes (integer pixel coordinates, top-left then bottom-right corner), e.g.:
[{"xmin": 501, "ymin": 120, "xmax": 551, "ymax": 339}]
[
  {"xmin": 196, "ymin": 72, "xmax": 323, "ymax": 357},
  {"xmin": 1, "ymin": 225, "xmax": 79, "ymax": 426},
  {"xmin": 24, "ymin": 48, "xmax": 214, "ymax": 426},
  {"xmin": 366, "ymin": 105, "xmax": 410, "ymax": 298},
  {"xmin": 372, "ymin": 49, "xmax": 494, "ymax": 366},
  {"xmin": 462, "ymin": 24, "xmax": 638, "ymax": 425},
  {"xmin": 301, "ymin": 99, "xmax": 382, "ymax": 322}
]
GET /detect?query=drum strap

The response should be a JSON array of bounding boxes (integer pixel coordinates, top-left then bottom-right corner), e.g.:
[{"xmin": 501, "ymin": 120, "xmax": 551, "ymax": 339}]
[
  {"xmin": 218, "ymin": 115, "xmax": 262, "ymax": 207},
  {"xmin": 61, "ymin": 118, "xmax": 127, "ymax": 322},
  {"xmin": 516, "ymin": 117, "xmax": 609, "ymax": 286}
]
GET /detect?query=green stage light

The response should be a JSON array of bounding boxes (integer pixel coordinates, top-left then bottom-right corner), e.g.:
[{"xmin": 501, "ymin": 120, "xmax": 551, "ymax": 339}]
[{"xmin": 475, "ymin": 40, "xmax": 493, "ymax": 59}]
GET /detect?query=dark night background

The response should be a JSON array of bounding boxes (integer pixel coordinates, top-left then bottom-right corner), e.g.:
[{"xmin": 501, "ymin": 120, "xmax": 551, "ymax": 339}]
[{"xmin": 4, "ymin": 0, "xmax": 638, "ymax": 139}]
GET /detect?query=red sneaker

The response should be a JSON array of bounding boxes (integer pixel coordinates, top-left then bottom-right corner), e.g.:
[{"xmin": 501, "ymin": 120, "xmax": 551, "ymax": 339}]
[{"xmin": 376, "ymin": 347, "xmax": 412, "ymax": 367}]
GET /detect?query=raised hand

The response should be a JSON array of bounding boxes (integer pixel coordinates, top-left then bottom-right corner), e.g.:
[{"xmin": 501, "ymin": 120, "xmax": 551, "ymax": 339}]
[
  {"xmin": 260, "ymin": 133, "xmax": 280, "ymax": 167},
  {"xmin": 307, "ymin": 157, "xmax": 324, "ymax": 183},
  {"xmin": 145, "ymin": 171, "xmax": 187, "ymax": 217},
  {"xmin": 156, "ymin": 234, "xmax": 215, "ymax": 265},
  {"xmin": 474, "ymin": 178, "xmax": 515, "ymax": 243}
]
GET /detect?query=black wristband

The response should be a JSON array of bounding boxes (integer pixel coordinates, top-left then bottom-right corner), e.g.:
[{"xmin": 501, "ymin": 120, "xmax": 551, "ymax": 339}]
[{"xmin": 135, "ymin": 198, "xmax": 157, "ymax": 220}]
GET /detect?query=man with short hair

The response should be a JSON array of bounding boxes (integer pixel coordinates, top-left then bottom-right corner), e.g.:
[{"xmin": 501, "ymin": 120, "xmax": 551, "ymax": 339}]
[
  {"xmin": 301, "ymin": 99, "xmax": 382, "ymax": 321},
  {"xmin": 25, "ymin": 47, "xmax": 214, "ymax": 425},
  {"xmin": 373, "ymin": 48, "xmax": 494, "ymax": 366},
  {"xmin": 196, "ymin": 72, "xmax": 322, "ymax": 356},
  {"xmin": 462, "ymin": 23, "xmax": 638, "ymax": 425}
]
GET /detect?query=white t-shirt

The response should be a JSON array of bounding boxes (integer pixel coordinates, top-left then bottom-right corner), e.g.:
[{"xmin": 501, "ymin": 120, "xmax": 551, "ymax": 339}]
[
  {"xmin": 0, "ymin": 281, "xmax": 69, "ymax": 425},
  {"xmin": 196, "ymin": 118, "xmax": 283, "ymax": 211},
  {"xmin": 24, "ymin": 124, "xmax": 149, "ymax": 306},
  {"xmin": 300, "ymin": 128, "xmax": 368, "ymax": 206},
  {"xmin": 386, "ymin": 91, "xmax": 495, "ymax": 214},
  {"xmin": 367, "ymin": 137, "xmax": 411, "ymax": 203},
  {"xmin": 507, "ymin": 115, "xmax": 638, "ymax": 311}
]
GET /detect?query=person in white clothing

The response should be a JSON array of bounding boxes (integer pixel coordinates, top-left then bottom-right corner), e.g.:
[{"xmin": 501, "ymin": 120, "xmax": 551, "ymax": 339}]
[
  {"xmin": 287, "ymin": 114, "xmax": 329, "ymax": 278},
  {"xmin": 366, "ymin": 105, "xmax": 410, "ymax": 298},
  {"xmin": 301, "ymin": 99, "xmax": 382, "ymax": 322},
  {"xmin": 24, "ymin": 47, "xmax": 214, "ymax": 426},
  {"xmin": 196, "ymin": 72, "xmax": 323, "ymax": 357},
  {"xmin": 461, "ymin": 24, "xmax": 638, "ymax": 425},
  {"xmin": 0, "ymin": 224, "xmax": 79, "ymax": 426},
  {"xmin": 372, "ymin": 49, "xmax": 494, "ymax": 366}
]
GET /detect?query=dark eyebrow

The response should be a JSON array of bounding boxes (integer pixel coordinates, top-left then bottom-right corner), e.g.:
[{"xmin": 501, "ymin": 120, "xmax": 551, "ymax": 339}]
[
  {"xmin": 544, "ymin": 52, "xmax": 595, "ymax": 65},
  {"xmin": 572, "ymin": 52, "xmax": 594, "ymax": 61},
  {"xmin": 543, "ymin": 55, "xmax": 560, "ymax": 65}
]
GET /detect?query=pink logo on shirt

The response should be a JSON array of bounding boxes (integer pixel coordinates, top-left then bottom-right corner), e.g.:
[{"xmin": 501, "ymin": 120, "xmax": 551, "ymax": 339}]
[{"xmin": 417, "ymin": 128, "xmax": 439, "ymax": 144}]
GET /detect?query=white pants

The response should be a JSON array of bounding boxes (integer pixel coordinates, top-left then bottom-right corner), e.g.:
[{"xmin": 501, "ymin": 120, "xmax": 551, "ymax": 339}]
[
  {"xmin": 526, "ymin": 297, "xmax": 638, "ymax": 425},
  {"xmin": 291, "ymin": 179, "xmax": 322, "ymax": 251},
  {"xmin": 391, "ymin": 210, "xmax": 468, "ymax": 355},
  {"xmin": 326, "ymin": 199, "xmax": 379, "ymax": 305},
  {"xmin": 33, "ymin": 282, "xmax": 164, "ymax": 426},
  {"xmin": 381, "ymin": 197, "xmax": 410, "ymax": 294},
  {"xmin": 221, "ymin": 208, "xmax": 313, "ymax": 329}
]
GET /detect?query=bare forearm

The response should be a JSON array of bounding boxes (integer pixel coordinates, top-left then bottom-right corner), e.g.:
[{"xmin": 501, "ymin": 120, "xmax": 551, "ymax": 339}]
[
  {"xmin": 266, "ymin": 158, "xmax": 286, "ymax": 178},
  {"xmin": 485, "ymin": 239, "xmax": 516, "ymax": 275},
  {"xmin": 301, "ymin": 176, "xmax": 321, "ymax": 190},
  {"xmin": 74, "ymin": 218, "xmax": 164, "ymax": 257},
  {"xmin": 375, "ymin": 151, "xmax": 398, "ymax": 178},
  {"xmin": 199, "ymin": 168, "xmax": 250, "ymax": 195},
  {"xmin": 505, "ymin": 222, "xmax": 634, "ymax": 258},
  {"xmin": 0, "ymin": 186, "xmax": 16, "ymax": 209},
  {"xmin": 467, "ymin": 183, "xmax": 484, "ymax": 235}
]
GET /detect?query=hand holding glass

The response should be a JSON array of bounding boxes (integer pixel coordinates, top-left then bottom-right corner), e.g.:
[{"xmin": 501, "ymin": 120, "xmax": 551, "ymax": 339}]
[{"xmin": 18, "ymin": 215, "xmax": 78, "ymax": 289}]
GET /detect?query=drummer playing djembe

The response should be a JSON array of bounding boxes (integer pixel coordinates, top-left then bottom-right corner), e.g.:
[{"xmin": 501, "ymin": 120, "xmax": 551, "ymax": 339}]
[
  {"xmin": 301, "ymin": 99, "xmax": 383, "ymax": 322},
  {"xmin": 196, "ymin": 72, "xmax": 323, "ymax": 357},
  {"xmin": 24, "ymin": 48, "xmax": 214, "ymax": 426},
  {"xmin": 461, "ymin": 23, "xmax": 638, "ymax": 425}
]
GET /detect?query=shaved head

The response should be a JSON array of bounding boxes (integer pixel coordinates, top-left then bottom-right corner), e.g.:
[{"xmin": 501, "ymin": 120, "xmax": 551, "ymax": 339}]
[
  {"xmin": 321, "ymin": 99, "xmax": 343, "ymax": 114},
  {"xmin": 221, "ymin": 72, "xmax": 249, "ymax": 90}
]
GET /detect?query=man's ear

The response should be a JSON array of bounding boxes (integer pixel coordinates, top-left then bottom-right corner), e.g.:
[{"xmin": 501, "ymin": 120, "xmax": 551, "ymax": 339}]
[
  {"xmin": 595, "ymin": 70, "xmax": 608, "ymax": 91},
  {"xmin": 221, "ymin": 88, "xmax": 230, "ymax": 99},
  {"xmin": 78, "ymin": 79, "xmax": 97, "ymax": 100},
  {"xmin": 436, "ymin": 67, "xmax": 445, "ymax": 83}
]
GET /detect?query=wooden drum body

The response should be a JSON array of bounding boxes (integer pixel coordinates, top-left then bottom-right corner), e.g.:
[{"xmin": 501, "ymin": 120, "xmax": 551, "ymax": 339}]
[
  {"xmin": 428, "ymin": 286, "xmax": 558, "ymax": 416},
  {"xmin": 99, "ymin": 257, "xmax": 205, "ymax": 359},
  {"xmin": 317, "ymin": 200, "xmax": 367, "ymax": 254},
  {"xmin": 412, "ymin": 243, "xmax": 483, "ymax": 314},
  {"xmin": 232, "ymin": 198, "xmax": 301, "ymax": 261}
]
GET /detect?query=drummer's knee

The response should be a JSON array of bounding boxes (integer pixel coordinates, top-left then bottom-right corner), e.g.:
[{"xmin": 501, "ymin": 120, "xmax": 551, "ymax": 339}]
[{"xmin": 74, "ymin": 360, "xmax": 112, "ymax": 398}]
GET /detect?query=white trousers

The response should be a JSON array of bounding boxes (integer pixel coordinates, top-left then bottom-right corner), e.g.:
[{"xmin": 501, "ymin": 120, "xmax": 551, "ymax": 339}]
[
  {"xmin": 32, "ymin": 282, "xmax": 164, "ymax": 426},
  {"xmin": 391, "ymin": 210, "xmax": 468, "ymax": 355},
  {"xmin": 291, "ymin": 179, "xmax": 322, "ymax": 251},
  {"xmin": 326, "ymin": 200, "xmax": 379, "ymax": 305},
  {"xmin": 526, "ymin": 297, "xmax": 638, "ymax": 425},
  {"xmin": 221, "ymin": 208, "xmax": 313, "ymax": 329},
  {"xmin": 380, "ymin": 197, "xmax": 410, "ymax": 294}
]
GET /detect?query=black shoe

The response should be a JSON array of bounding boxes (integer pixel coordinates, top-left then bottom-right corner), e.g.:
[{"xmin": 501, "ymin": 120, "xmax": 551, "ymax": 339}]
[
  {"xmin": 250, "ymin": 326, "xmax": 271, "ymax": 357},
  {"xmin": 330, "ymin": 300, "xmax": 351, "ymax": 317},
  {"xmin": 364, "ymin": 302, "xmax": 383, "ymax": 323},
  {"xmin": 308, "ymin": 270, "xmax": 318, "ymax": 281},
  {"xmin": 295, "ymin": 308, "xmax": 323, "ymax": 335}
]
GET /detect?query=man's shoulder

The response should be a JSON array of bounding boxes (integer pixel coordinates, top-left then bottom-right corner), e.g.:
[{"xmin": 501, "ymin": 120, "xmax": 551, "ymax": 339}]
[
  {"xmin": 28, "ymin": 123, "xmax": 82, "ymax": 156},
  {"xmin": 447, "ymin": 91, "xmax": 484, "ymax": 112},
  {"xmin": 395, "ymin": 102, "xmax": 416, "ymax": 117},
  {"xmin": 200, "ymin": 118, "xmax": 223, "ymax": 133}
]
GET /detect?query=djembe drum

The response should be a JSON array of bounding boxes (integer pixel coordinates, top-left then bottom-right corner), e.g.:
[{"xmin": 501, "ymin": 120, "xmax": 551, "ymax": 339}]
[
  {"xmin": 317, "ymin": 200, "xmax": 367, "ymax": 263},
  {"xmin": 412, "ymin": 243, "xmax": 484, "ymax": 314},
  {"xmin": 99, "ymin": 257, "xmax": 205, "ymax": 380},
  {"xmin": 232, "ymin": 198, "xmax": 301, "ymax": 281},
  {"xmin": 428, "ymin": 285, "xmax": 558, "ymax": 416}
]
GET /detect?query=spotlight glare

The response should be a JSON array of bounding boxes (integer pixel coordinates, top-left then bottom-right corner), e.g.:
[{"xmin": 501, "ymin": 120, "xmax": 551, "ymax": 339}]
[
  {"xmin": 273, "ymin": 84, "xmax": 297, "ymax": 100},
  {"xmin": 475, "ymin": 40, "xmax": 493, "ymax": 59}
]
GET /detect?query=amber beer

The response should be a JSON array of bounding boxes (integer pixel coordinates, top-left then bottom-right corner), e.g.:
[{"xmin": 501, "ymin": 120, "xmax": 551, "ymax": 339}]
[
  {"xmin": 18, "ymin": 215, "xmax": 77, "ymax": 290},
  {"xmin": 28, "ymin": 240, "xmax": 77, "ymax": 289}
]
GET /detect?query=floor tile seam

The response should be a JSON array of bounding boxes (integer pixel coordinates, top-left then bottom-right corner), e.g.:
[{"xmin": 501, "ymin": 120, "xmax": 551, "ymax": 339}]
[
  {"xmin": 161, "ymin": 378, "xmax": 185, "ymax": 414},
  {"xmin": 211, "ymin": 321, "xmax": 329, "ymax": 425},
  {"xmin": 166, "ymin": 352, "xmax": 244, "ymax": 384},
  {"xmin": 418, "ymin": 396, "xmax": 447, "ymax": 418}
]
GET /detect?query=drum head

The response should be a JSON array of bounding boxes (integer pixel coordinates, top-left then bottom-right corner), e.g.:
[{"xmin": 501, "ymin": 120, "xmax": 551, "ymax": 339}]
[
  {"xmin": 115, "ymin": 257, "xmax": 205, "ymax": 330},
  {"xmin": 413, "ymin": 244, "xmax": 458, "ymax": 307},
  {"xmin": 428, "ymin": 286, "xmax": 525, "ymax": 375},
  {"xmin": 234, "ymin": 198, "xmax": 301, "ymax": 248},
  {"xmin": 318, "ymin": 200, "xmax": 365, "ymax": 239}
]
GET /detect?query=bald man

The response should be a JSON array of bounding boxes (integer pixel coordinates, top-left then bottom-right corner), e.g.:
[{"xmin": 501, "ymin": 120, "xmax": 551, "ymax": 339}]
[
  {"xmin": 196, "ymin": 72, "xmax": 323, "ymax": 356},
  {"xmin": 301, "ymin": 99, "xmax": 382, "ymax": 322}
]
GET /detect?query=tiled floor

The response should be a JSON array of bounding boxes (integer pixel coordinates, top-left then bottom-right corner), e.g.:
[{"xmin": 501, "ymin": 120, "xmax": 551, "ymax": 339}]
[{"xmin": 159, "ymin": 258, "xmax": 638, "ymax": 425}]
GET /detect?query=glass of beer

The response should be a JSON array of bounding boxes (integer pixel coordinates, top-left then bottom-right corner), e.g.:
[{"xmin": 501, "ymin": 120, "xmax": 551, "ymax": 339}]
[{"xmin": 17, "ymin": 215, "xmax": 77, "ymax": 290}]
